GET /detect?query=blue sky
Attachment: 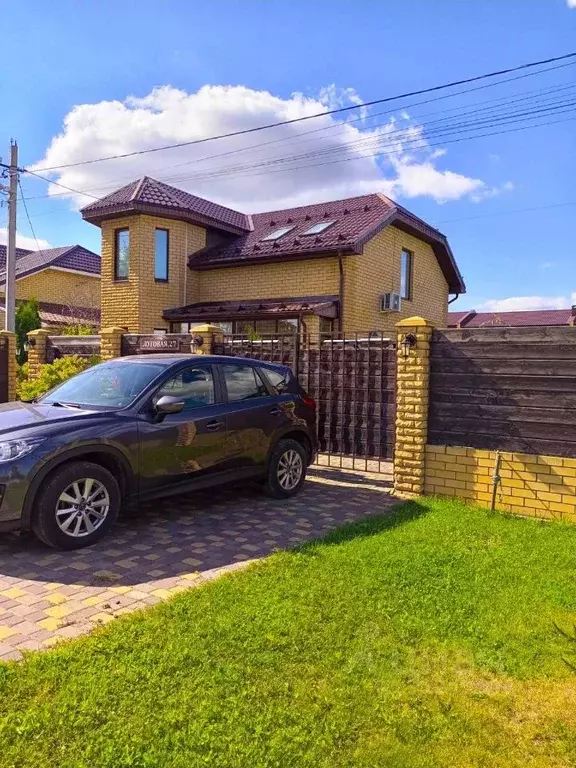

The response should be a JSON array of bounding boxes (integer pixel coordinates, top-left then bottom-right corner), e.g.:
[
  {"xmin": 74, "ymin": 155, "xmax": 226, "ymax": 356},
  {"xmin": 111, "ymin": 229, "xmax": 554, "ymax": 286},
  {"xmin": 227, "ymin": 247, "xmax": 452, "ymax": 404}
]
[{"xmin": 1, "ymin": 0, "xmax": 575, "ymax": 312}]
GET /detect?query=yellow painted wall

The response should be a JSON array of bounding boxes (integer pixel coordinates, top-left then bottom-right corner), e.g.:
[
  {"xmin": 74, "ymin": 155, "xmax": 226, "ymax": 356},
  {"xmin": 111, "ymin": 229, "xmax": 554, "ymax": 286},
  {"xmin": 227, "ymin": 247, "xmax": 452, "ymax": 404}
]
[
  {"xmin": 0, "ymin": 269, "xmax": 100, "ymax": 308},
  {"xmin": 425, "ymin": 444, "xmax": 576, "ymax": 522},
  {"xmin": 343, "ymin": 226, "xmax": 449, "ymax": 333}
]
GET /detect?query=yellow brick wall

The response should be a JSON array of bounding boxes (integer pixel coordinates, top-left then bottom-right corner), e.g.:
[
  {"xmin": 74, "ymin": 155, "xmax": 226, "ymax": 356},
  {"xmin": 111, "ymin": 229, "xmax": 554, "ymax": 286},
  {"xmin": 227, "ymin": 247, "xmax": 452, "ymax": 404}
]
[
  {"xmin": 100, "ymin": 215, "xmax": 206, "ymax": 332},
  {"xmin": 2, "ymin": 269, "xmax": 100, "ymax": 308},
  {"xmin": 344, "ymin": 226, "xmax": 449, "ymax": 333},
  {"xmin": 190, "ymin": 256, "xmax": 340, "ymax": 304},
  {"xmin": 425, "ymin": 445, "xmax": 576, "ymax": 522}
]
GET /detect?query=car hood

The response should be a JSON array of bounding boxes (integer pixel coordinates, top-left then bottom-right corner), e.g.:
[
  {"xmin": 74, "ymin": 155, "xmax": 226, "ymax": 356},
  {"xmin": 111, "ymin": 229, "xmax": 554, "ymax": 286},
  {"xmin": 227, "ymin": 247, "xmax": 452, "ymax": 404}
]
[{"xmin": 0, "ymin": 401, "xmax": 104, "ymax": 437}]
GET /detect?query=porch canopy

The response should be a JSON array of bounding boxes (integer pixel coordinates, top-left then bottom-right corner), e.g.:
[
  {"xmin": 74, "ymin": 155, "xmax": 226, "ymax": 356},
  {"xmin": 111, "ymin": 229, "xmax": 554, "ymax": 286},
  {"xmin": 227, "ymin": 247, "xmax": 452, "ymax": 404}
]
[{"xmin": 164, "ymin": 295, "xmax": 339, "ymax": 324}]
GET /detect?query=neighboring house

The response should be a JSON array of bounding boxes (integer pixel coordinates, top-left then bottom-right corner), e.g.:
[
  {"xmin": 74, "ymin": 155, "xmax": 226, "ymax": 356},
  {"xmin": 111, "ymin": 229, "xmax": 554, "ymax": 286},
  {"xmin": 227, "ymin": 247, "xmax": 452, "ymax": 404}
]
[
  {"xmin": 81, "ymin": 176, "xmax": 465, "ymax": 335},
  {"xmin": 448, "ymin": 308, "xmax": 576, "ymax": 328},
  {"xmin": 0, "ymin": 244, "xmax": 101, "ymax": 328}
]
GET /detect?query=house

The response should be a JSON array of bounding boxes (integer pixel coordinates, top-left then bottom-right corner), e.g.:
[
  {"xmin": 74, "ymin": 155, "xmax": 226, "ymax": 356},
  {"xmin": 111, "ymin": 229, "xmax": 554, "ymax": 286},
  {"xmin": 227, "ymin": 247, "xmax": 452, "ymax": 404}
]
[
  {"xmin": 0, "ymin": 244, "xmax": 101, "ymax": 328},
  {"xmin": 81, "ymin": 176, "xmax": 465, "ymax": 335},
  {"xmin": 448, "ymin": 307, "xmax": 576, "ymax": 328}
]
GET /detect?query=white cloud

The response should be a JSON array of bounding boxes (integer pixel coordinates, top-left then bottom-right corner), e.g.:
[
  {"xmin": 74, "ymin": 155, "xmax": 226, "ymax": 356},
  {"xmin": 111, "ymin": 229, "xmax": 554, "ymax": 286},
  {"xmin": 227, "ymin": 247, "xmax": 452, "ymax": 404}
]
[
  {"xmin": 32, "ymin": 84, "xmax": 511, "ymax": 212},
  {"xmin": 0, "ymin": 228, "xmax": 51, "ymax": 251},
  {"xmin": 568, "ymin": 0, "xmax": 576, "ymax": 7},
  {"xmin": 479, "ymin": 294, "xmax": 576, "ymax": 312}
]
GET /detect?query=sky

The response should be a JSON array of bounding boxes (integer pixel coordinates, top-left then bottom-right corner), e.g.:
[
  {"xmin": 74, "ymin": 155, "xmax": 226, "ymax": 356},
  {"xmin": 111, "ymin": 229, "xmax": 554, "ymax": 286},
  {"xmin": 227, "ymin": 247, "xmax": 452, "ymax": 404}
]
[{"xmin": 0, "ymin": 0, "xmax": 575, "ymax": 313}]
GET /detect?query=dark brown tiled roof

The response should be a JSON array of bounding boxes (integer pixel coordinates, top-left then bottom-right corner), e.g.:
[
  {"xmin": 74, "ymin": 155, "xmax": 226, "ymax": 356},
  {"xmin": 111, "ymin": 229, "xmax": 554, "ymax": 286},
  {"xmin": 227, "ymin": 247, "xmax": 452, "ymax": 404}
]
[
  {"xmin": 164, "ymin": 295, "xmax": 339, "ymax": 323},
  {"xmin": 0, "ymin": 299, "xmax": 100, "ymax": 327},
  {"xmin": 448, "ymin": 308, "xmax": 576, "ymax": 328},
  {"xmin": 81, "ymin": 176, "xmax": 250, "ymax": 234},
  {"xmin": 0, "ymin": 244, "xmax": 100, "ymax": 284}
]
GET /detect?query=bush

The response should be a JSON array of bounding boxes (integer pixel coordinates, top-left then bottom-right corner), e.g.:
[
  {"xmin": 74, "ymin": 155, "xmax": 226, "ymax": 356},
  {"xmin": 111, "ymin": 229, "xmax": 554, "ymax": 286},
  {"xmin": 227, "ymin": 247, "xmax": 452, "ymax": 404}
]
[
  {"xmin": 60, "ymin": 324, "xmax": 95, "ymax": 336},
  {"xmin": 17, "ymin": 355, "xmax": 100, "ymax": 401},
  {"xmin": 15, "ymin": 299, "xmax": 42, "ymax": 364}
]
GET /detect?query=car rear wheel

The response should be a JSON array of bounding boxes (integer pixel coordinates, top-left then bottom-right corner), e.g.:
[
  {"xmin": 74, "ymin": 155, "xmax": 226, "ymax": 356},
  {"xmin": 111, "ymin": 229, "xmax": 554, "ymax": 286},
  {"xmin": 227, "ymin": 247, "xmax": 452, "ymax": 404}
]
[
  {"xmin": 263, "ymin": 439, "xmax": 307, "ymax": 499},
  {"xmin": 32, "ymin": 461, "xmax": 121, "ymax": 550}
]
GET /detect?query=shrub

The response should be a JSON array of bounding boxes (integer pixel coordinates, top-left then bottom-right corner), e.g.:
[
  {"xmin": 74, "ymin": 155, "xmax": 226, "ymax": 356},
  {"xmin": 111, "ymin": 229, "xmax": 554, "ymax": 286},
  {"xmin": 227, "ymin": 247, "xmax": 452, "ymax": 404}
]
[
  {"xmin": 15, "ymin": 299, "xmax": 42, "ymax": 364},
  {"xmin": 60, "ymin": 324, "xmax": 95, "ymax": 336},
  {"xmin": 17, "ymin": 355, "xmax": 100, "ymax": 401}
]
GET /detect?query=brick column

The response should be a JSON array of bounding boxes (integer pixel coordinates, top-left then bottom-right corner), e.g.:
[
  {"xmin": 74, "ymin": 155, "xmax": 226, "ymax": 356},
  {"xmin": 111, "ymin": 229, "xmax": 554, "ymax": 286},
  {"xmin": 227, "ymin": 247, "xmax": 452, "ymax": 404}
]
[
  {"xmin": 26, "ymin": 328, "xmax": 51, "ymax": 381},
  {"xmin": 190, "ymin": 324, "xmax": 224, "ymax": 355},
  {"xmin": 394, "ymin": 316, "xmax": 433, "ymax": 498},
  {"xmin": 100, "ymin": 327, "xmax": 125, "ymax": 360},
  {"xmin": 0, "ymin": 332, "xmax": 17, "ymax": 401}
]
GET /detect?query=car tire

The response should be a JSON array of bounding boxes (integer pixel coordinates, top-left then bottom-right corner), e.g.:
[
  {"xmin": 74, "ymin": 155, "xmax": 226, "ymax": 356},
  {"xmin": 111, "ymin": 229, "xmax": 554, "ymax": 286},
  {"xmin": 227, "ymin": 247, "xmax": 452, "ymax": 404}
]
[
  {"xmin": 263, "ymin": 439, "xmax": 307, "ymax": 499},
  {"xmin": 32, "ymin": 461, "xmax": 121, "ymax": 550}
]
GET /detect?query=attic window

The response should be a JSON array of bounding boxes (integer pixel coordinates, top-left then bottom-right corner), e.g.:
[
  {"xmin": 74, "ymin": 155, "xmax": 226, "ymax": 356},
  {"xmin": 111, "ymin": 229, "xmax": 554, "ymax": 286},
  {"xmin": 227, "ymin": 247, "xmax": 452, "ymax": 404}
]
[
  {"xmin": 301, "ymin": 220, "xmax": 336, "ymax": 236},
  {"xmin": 261, "ymin": 226, "xmax": 295, "ymax": 241}
]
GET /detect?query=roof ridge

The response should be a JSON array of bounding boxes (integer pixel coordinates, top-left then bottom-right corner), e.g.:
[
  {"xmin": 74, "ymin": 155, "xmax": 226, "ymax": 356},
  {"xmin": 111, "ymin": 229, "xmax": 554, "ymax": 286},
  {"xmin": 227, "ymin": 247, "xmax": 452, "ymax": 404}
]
[
  {"xmin": 131, "ymin": 177, "xmax": 149, "ymax": 201},
  {"xmin": 254, "ymin": 191, "xmax": 382, "ymax": 218}
]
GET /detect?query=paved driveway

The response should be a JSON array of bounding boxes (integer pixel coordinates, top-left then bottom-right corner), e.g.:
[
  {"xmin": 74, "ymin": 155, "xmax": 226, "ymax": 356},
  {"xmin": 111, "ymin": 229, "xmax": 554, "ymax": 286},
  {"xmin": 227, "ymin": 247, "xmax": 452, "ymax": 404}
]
[{"xmin": 0, "ymin": 469, "xmax": 394, "ymax": 661}]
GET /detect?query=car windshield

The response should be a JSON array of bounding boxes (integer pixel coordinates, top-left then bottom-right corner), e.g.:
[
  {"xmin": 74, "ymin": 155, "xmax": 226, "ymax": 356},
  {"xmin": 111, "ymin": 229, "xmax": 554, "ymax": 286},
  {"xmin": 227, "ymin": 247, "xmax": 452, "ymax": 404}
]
[{"xmin": 40, "ymin": 361, "xmax": 167, "ymax": 409}]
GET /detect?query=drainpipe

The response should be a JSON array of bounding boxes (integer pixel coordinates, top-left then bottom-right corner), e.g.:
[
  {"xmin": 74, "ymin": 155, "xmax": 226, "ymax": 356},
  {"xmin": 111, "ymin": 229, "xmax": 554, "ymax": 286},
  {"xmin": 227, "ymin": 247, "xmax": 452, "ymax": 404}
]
[
  {"xmin": 338, "ymin": 251, "xmax": 344, "ymax": 334},
  {"xmin": 448, "ymin": 293, "xmax": 460, "ymax": 305}
]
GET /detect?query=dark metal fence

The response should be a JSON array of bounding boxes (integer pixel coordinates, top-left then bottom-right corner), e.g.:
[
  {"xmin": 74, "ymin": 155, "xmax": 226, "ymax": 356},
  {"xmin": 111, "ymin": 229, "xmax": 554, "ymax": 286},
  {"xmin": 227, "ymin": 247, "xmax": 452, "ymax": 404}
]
[
  {"xmin": 46, "ymin": 336, "xmax": 101, "ymax": 363},
  {"xmin": 222, "ymin": 331, "xmax": 396, "ymax": 473},
  {"xmin": 0, "ymin": 336, "xmax": 8, "ymax": 403}
]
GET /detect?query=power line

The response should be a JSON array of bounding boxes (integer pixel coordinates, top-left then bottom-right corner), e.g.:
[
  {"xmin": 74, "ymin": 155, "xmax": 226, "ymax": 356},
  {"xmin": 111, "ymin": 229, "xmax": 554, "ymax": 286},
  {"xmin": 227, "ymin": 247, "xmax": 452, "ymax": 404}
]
[
  {"xmin": 17, "ymin": 178, "xmax": 43, "ymax": 252},
  {"xmin": 29, "ymin": 51, "xmax": 576, "ymax": 172}
]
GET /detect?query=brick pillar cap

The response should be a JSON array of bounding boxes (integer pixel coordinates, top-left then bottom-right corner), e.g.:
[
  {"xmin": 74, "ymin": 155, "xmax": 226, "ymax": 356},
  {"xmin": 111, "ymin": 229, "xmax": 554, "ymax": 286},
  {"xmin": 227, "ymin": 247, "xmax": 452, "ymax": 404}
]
[
  {"xmin": 27, "ymin": 328, "xmax": 51, "ymax": 336},
  {"xmin": 190, "ymin": 324, "xmax": 222, "ymax": 333},
  {"xmin": 0, "ymin": 330, "xmax": 16, "ymax": 338},
  {"xmin": 396, "ymin": 316, "xmax": 433, "ymax": 328},
  {"xmin": 100, "ymin": 326, "xmax": 126, "ymax": 334}
]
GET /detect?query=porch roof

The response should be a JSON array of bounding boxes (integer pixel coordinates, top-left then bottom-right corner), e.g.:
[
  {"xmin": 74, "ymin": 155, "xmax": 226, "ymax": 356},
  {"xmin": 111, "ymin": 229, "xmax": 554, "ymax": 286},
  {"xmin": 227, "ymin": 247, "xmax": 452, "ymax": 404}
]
[{"xmin": 164, "ymin": 295, "xmax": 340, "ymax": 323}]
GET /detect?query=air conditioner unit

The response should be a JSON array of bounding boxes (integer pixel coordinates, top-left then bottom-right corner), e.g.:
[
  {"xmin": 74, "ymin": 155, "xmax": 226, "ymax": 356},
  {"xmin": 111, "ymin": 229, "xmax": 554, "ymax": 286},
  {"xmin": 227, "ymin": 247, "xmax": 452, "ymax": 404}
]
[{"xmin": 381, "ymin": 292, "xmax": 402, "ymax": 312}]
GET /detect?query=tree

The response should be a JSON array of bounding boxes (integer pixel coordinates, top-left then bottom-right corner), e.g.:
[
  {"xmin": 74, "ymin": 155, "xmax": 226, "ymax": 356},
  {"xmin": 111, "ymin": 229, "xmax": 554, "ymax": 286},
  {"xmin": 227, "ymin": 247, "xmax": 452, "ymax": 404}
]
[{"xmin": 15, "ymin": 298, "xmax": 42, "ymax": 364}]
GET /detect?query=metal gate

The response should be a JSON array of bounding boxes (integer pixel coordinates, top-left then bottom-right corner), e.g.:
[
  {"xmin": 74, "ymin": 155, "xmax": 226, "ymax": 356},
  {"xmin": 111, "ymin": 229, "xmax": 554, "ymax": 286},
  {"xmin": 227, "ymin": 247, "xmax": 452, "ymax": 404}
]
[{"xmin": 221, "ymin": 331, "xmax": 396, "ymax": 474}]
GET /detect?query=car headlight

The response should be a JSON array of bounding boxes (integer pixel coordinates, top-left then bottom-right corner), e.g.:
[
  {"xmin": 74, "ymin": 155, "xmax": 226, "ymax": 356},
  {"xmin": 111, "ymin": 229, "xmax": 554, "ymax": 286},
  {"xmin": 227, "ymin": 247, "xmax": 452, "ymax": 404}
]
[{"xmin": 0, "ymin": 438, "xmax": 45, "ymax": 462}]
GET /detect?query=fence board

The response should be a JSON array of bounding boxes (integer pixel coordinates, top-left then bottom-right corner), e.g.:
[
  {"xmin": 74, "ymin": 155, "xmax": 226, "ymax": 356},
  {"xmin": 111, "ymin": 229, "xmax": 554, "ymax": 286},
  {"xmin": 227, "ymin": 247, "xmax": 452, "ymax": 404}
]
[{"xmin": 429, "ymin": 326, "xmax": 576, "ymax": 457}]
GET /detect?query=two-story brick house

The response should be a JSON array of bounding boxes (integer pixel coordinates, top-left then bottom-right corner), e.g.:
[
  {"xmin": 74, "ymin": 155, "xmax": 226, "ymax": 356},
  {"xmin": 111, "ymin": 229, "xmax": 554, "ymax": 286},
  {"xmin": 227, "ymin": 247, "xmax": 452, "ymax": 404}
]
[{"xmin": 81, "ymin": 176, "xmax": 464, "ymax": 335}]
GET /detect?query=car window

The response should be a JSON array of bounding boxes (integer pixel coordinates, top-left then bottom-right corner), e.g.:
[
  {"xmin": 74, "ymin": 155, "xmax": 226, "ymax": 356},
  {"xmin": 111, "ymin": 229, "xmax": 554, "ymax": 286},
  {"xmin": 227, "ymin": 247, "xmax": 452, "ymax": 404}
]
[
  {"xmin": 222, "ymin": 364, "xmax": 268, "ymax": 402},
  {"xmin": 156, "ymin": 365, "xmax": 215, "ymax": 410},
  {"xmin": 262, "ymin": 367, "xmax": 289, "ymax": 394}
]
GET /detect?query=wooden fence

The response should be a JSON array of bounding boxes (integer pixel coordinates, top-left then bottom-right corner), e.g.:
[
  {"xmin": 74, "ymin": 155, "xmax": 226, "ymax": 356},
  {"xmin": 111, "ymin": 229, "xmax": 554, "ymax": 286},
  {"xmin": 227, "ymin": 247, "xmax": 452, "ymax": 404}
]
[{"xmin": 429, "ymin": 326, "xmax": 576, "ymax": 458}]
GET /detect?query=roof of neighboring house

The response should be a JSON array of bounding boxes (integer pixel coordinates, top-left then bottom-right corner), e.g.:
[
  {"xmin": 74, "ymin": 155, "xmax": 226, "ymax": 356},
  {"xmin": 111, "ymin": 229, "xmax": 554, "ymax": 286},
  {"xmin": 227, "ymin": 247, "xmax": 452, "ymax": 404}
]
[
  {"xmin": 0, "ymin": 299, "xmax": 100, "ymax": 327},
  {"xmin": 81, "ymin": 177, "xmax": 465, "ymax": 294},
  {"xmin": 81, "ymin": 176, "xmax": 251, "ymax": 234},
  {"xmin": 0, "ymin": 244, "xmax": 33, "ymax": 272},
  {"xmin": 448, "ymin": 308, "xmax": 576, "ymax": 328},
  {"xmin": 164, "ymin": 295, "xmax": 340, "ymax": 323},
  {"xmin": 0, "ymin": 244, "xmax": 100, "ymax": 285}
]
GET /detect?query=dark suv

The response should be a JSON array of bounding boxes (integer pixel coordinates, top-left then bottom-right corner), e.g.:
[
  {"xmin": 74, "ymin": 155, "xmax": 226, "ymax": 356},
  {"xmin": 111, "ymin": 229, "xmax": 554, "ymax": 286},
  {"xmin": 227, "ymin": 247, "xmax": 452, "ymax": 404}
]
[{"xmin": 0, "ymin": 355, "xmax": 317, "ymax": 550}]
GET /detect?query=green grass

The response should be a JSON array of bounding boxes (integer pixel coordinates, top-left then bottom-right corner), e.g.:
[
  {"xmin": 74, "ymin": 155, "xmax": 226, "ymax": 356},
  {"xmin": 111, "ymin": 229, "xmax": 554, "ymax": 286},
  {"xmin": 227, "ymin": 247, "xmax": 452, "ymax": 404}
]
[{"xmin": 2, "ymin": 498, "xmax": 576, "ymax": 767}]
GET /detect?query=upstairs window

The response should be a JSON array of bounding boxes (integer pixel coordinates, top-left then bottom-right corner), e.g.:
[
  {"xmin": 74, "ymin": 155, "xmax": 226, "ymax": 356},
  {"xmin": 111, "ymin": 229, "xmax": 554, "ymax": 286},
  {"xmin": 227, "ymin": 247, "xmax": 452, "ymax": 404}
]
[
  {"xmin": 154, "ymin": 229, "xmax": 169, "ymax": 281},
  {"xmin": 114, "ymin": 229, "xmax": 130, "ymax": 280},
  {"xmin": 301, "ymin": 220, "xmax": 336, "ymax": 235},
  {"xmin": 400, "ymin": 248, "xmax": 413, "ymax": 300},
  {"xmin": 261, "ymin": 226, "xmax": 295, "ymax": 241}
]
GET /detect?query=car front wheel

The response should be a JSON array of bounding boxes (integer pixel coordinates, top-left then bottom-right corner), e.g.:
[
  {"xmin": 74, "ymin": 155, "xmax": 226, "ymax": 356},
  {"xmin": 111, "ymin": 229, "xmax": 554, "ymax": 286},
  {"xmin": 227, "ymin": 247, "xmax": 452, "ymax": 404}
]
[
  {"xmin": 263, "ymin": 439, "xmax": 307, "ymax": 499},
  {"xmin": 32, "ymin": 461, "xmax": 121, "ymax": 550}
]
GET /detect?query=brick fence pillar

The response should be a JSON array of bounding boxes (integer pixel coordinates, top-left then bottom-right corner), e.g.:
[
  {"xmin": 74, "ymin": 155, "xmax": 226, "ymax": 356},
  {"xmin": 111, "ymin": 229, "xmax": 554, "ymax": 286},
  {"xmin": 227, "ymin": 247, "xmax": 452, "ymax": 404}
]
[
  {"xmin": 26, "ymin": 328, "xmax": 51, "ymax": 381},
  {"xmin": 393, "ymin": 316, "xmax": 433, "ymax": 498},
  {"xmin": 0, "ymin": 332, "xmax": 17, "ymax": 401},
  {"xmin": 100, "ymin": 327, "xmax": 124, "ymax": 360},
  {"xmin": 190, "ymin": 324, "xmax": 224, "ymax": 355}
]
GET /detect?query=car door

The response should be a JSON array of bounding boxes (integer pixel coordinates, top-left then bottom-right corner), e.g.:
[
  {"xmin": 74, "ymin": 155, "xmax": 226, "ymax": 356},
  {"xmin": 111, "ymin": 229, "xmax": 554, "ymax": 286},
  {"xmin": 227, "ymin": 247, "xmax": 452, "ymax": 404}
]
[
  {"xmin": 218, "ymin": 362, "xmax": 290, "ymax": 468},
  {"xmin": 137, "ymin": 363, "xmax": 228, "ymax": 496}
]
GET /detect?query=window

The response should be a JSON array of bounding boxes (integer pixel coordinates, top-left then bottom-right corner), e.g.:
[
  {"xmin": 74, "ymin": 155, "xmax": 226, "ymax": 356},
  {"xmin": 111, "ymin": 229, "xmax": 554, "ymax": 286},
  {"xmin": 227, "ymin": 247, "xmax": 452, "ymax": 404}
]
[
  {"xmin": 261, "ymin": 226, "xmax": 295, "ymax": 241},
  {"xmin": 301, "ymin": 220, "xmax": 336, "ymax": 235},
  {"xmin": 400, "ymin": 248, "xmax": 413, "ymax": 300},
  {"xmin": 114, "ymin": 229, "xmax": 130, "ymax": 280},
  {"xmin": 156, "ymin": 365, "xmax": 215, "ymax": 410},
  {"xmin": 263, "ymin": 367, "xmax": 289, "ymax": 394},
  {"xmin": 222, "ymin": 365, "xmax": 268, "ymax": 402},
  {"xmin": 154, "ymin": 229, "xmax": 169, "ymax": 281}
]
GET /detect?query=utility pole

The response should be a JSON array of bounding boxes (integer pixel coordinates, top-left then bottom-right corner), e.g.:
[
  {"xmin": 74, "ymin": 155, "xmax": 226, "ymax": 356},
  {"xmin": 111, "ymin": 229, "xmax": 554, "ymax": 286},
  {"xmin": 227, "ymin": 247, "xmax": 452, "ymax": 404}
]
[{"xmin": 5, "ymin": 141, "xmax": 18, "ymax": 332}]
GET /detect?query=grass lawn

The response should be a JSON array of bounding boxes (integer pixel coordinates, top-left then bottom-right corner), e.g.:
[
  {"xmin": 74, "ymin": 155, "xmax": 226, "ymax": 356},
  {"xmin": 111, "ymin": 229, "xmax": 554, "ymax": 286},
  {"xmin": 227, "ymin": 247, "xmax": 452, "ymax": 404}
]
[{"xmin": 2, "ymin": 498, "xmax": 576, "ymax": 767}]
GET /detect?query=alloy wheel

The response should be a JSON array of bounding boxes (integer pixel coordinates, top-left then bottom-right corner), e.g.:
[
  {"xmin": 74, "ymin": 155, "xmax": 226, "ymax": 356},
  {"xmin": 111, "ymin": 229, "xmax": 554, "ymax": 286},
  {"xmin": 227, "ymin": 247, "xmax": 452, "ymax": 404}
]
[
  {"xmin": 55, "ymin": 478, "xmax": 111, "ymax": 538},
  {"xmin": 277, "ymin": 449, "xmax": 303, "ymax": 491}
]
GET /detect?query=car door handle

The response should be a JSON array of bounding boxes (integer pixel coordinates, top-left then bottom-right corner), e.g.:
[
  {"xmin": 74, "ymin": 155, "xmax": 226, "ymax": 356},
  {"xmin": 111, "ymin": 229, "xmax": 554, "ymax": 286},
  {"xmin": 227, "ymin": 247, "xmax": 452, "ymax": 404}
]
[
  {"xmin": 206, "ymin": 420, "xmax": 223, "ymax": 431},
  {"xmin": 269, "ymin": 407, "xmax": 282, "ymax": 416}
]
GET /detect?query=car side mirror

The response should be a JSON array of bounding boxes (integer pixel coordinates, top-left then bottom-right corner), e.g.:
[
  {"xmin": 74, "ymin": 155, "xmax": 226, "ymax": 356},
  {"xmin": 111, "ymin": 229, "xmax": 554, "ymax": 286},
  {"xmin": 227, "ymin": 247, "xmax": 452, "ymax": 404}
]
[{"xmin": 155, "ymin": 395, "xmax": 185, "ymax": 414}]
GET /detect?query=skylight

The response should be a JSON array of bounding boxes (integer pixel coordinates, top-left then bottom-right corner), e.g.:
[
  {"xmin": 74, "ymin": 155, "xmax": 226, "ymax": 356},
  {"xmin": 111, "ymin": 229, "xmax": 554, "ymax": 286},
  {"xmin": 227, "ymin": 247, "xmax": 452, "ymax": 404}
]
[
  {"xmin": 301, "ymin": 220, "xmax": 337, "ymax": 236},
  {"xmin": 261, "ymin": 226, "xmax": 295, "ymax": 241}
]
